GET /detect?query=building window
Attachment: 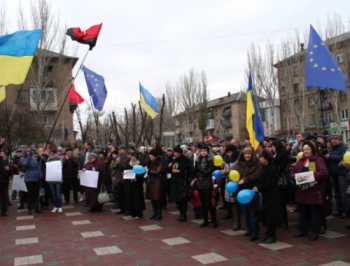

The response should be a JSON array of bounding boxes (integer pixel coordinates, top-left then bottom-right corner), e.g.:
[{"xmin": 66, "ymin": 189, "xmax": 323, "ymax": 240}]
[
  {"xmin": 341, "ymin": 109, "xmax": 348, "ymax": 120},
  {"xmin": 323, "ymin": 111, "xmax": 333, "ymax": 122},
  {"xmin": 281, "ymin": 87, "xmax": 286, "ymax": 95},
  {"xmin": 340, "ymin": 91, "xmax": 347, "ymax": 101},
  {"xmin": 293, "ymin": 83, "xmax": 299, "ymax": 94},
  {"xmin": 295, "ymin": 117, "xmax": 300, "ymax": 126},
  {"xmin": 281, "ymin": 69, "xmax": 287, "ymax": 79},
  {"xmin": 293, "ymin": 66, "xmax": 299, "ymax": 76},
  {"xmin": 336, "ymin": 53, "xmax": 344, "ymax": 64},
  {"xmin": 282, "ymin": 101, "xmax": 287, "ymax": 112},
  {"xmin": 261, "ymin": 109, "xmax": 268, "ymax": 122},
  {"xmin": 17, "ymin": 90, "xmax": 28, "ymax": 103},
  {"xmin": 284, "ymin": 118, "xmax": 288, "ymax": 127},
  {"xmin": 44, "ymin": 66, "xmax": 54, "ymax": 77},
  {"xmin": 41, "ymin": 113, "xmax": 54, "ymax": 126},
  {"xmin": 32, "ymin": 88, "xmax": 55, "ymax": 102},
  {"xmin": 309, "ymin": 114, "xmax": 316, "ymax": 124},
  {"xmin": 294, "ymin": 99, "xmax": 300, "ymax": 108},
  {"xmin": 308, "ymin": 96, "xmax": 315, "ymax": 106}
]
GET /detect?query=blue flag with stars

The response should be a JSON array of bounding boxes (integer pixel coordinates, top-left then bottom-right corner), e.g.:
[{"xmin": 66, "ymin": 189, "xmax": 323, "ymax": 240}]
[
  {"xmin": 305, "ymin": 25, "xmax": 346, "ymax": 91},
  {"xmin": 82, "ymin": 65, "xmax": 107, "ymax": 111}
]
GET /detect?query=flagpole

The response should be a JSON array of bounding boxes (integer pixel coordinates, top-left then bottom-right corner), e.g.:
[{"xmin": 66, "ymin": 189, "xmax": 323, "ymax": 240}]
[
  {"xmin": 88, "ymin": 97, "xmax": 103, "ymax": 149},
  {"xmin": 44, "ymin": 48, "xmax": 90, "ymax": 150}
]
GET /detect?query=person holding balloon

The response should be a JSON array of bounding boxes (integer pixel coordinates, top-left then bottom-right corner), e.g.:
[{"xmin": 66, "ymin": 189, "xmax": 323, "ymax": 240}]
[
  {"xmin": 234, "ymin": 146, "xmax": 261, "ymax": 241},
  {"xmin": 195, "ymin": 145, "xmax": 217, "ymax": 228},
  {"xmin": 290, "ymin": 140, "xmax": 329, "ymax": 241},
  {"xmin": 252, "ymin": 149, "xmax": 283, "ymax": 244}
]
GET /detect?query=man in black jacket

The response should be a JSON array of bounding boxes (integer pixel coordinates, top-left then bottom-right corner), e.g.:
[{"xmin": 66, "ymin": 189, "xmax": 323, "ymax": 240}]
[
  {"xmin": 0, "ymin": 149, "xmax": 11, "ymax": 216},
  {"xmin": 63, "ymin": 148, "xmax": 79, "ymax": 203}
]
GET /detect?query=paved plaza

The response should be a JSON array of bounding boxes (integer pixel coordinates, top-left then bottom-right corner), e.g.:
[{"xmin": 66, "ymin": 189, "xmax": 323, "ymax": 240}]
[{"xmin": 0, "ymin": 197, "xmax": 349, "ymax": 266}]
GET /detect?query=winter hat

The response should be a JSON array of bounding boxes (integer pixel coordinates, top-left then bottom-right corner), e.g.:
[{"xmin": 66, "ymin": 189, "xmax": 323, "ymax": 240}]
[
  {"xmin": 173, "ymin": 146, "xmax": 183, "ymax": 154},
  {"xmin": 149, "ymin": 149, "xmax": 159, "ymax": 157},
  {"xmin": 87, "ymin": 153, "xmax": 97, "ymax": 159},
  {"xmin": 225, "ymin": 144, "xmax": 236, "ymax": 153},
  {"xmin": 302, "ymin": 140, "xmax": 318, "ymax": 155},
  {"xmin": 201, "ymin": 145, "xmax": 210, "ymax": 153}
]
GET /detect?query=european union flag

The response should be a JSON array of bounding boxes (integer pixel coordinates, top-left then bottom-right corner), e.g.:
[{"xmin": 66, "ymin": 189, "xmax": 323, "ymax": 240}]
[
  {"xmin": 305, "ymin": 25, "xmax": 346, "ymax": 91},
  {"xmin": 82, "ymin": 65, "xmax": 107, "ymax": 111}
]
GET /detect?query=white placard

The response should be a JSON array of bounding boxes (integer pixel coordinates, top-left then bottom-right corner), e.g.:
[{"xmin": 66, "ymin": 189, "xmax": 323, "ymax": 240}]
[
  {"xmin": 123, "ymin": 170, "xmax": 136, "ymax": 180},
  {"xmin": 295, "ymin": 171, "xmax": 315, "ymax": 185},
  {"xmin": 167, "ymin": 173, "xmax": 171, "ymax": 179},
  {"xmin": 46, "ymin": 161, "xmax": 62, "ymax": 182},
  {"xmin": 79, "ymin": 170, "xmax": 99, "ymax": 188},
  {"xmin": 12, "ymin": 175, "xmax": 27, "ymax": 192}
]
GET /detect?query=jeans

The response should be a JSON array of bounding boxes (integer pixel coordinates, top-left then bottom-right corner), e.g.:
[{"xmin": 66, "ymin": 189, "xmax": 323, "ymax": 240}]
[
  {"xmin": 240, "ymin": 204, "xmax": 259, "ymax": 237},
  {"xmin": 298, "ymin": 204, "xmax": 321, "ymax": 234},
  {"xmin": 49, "ymin": 183, "xmax": 62, "ymax": 208},
  {"xmin": 330, "ymin": 175, "xmax": 349, "ymax": 213}
]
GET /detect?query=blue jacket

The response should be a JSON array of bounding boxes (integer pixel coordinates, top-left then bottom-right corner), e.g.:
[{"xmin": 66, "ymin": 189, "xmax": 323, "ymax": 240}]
[
  {"xmin": 22, "ymin": 153, "xmax": 43, "ymax": 182},
  {"xmin": 328, "ymin": 143, "xmax": 348, "ymax": 176}
]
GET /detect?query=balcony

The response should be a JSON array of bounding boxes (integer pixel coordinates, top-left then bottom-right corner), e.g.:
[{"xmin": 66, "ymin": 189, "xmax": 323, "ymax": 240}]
[
  {"xmin": 222, "ymin": 110, "xmax": 231, "ymax": 117},
  {"xmin": 318, "ymin": 121, "xmax": 331, "ymax": 127},
  {"xmin": 221, "ymin": 121, "xmax": 232, "ymax": 128},
  {"xmin": 185, "ymin": 123, "xmax": 194, "ymax": 133},
  {"xmin": 206, "ymin": 112, "xmax": 213, "ymax": 119},
  {"xmin": 175, "ymin": 128, "xmax": 182, "ymax": 134},
  {"xmin": 206, "ymin": 119, "xmax": 215, "ymax": 130},
  {"xmin": 317, "ymin": 102, "xmax": 333, "ymax": 111},
  {"xmin": 222, "ymin": 133, "xmax": 233, "ymax": 139}
]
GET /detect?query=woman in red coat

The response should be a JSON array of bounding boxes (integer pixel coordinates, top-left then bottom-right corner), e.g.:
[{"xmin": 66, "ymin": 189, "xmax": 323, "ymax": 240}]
[
  {"xmin": 290, "ymin": 140, "xmax": 329, "ymax": 241},
  {"xmin": 82, "ymin": 153, "xmax": 107, "ymax": 212}
]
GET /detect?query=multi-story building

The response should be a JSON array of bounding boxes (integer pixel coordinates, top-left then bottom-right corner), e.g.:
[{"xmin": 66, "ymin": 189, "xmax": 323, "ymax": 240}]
[
  {"xmin": 6, "ymin": 49, "xmax": 78, "ymax": 143},
  {"xmin": 275, "ymin": 31, "xmax": 350, "ymax": 140},
  {"xmin": 174, "ymin": 92, "xmax": 248, "ymax": 144}
]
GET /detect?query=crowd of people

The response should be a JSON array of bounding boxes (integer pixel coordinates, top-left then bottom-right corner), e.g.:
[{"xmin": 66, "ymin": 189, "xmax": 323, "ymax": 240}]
[{"xmin": 0, "ymin": 133, "xmax": 349, "ymax": 245}]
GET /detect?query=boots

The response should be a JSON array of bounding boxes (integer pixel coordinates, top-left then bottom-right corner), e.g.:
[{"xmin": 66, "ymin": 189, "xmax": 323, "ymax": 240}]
[
  {"xmin": 153, "ymin": 202, "xmax": 162, "ymax": 221},
  {"xmin": 232, "ymin": 204, "xmax": 241, "ymax": 231},
  {"xmin": 149, "ymin": 201, "xmax": 157, "ymax": 220},
  {"xmin": 34, "ymin": 199, "xmax": 42, "ymax": 213}
]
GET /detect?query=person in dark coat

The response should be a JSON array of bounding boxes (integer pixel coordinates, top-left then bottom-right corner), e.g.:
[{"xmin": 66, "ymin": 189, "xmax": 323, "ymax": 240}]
[
  {"xmin": 164, "ymin": 148, "xmax": 174, "ymax": 209},
  {"xmin": 146, "ymin": 149, "xmax": 164, "ymax": 221},
  {"xmin": 254, "ymin": 149, "xmax": 283, "ymax": 244},
  {"xmin": 83, "ymin": 153, "xmax": 107, "ymax": 212},
  {"xmin": 124, "ymin": 153, "xmax": 146, "ymax": 218},
  {"xmin": 0, "ymin": 150, "xmax": 11, "ymax": 216},
  {"xmin": 170, "ymin": 147, "xmax": 190, "ymax": 222},
  {"xmin": 290, "ymin": 140, "xmax": 329, "ymax": 241},
  {"xmin": 195, "ymin": 145, "xmax": 217, "ymax": 228},
  {"xmin": 271, "ymin": 140, "xmax": 290, "ymax": 230},
  {"xmin": 62, "ymin": 148, "xmax": 79, "ymax": 204}
]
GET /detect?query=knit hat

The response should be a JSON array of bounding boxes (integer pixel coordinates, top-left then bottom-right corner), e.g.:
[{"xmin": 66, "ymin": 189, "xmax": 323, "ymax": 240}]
[
  {"xmin": 201, "ymin": 145, "xmax": 210, "ymax": 153},
  {"xmin": 302, "ymin": 140, "xmax": 318, "ymax": 155},
  {"xmin": 149, "ymin": 149, "xmax": 159, "ymax": 157},
  {"xmin": 87, "ymin": 153, "xmax": 97, "ymax": 159},
  {"xmin": 225, "ymin": 144, "xmax": 236, "ymax": 153},
  {"xmin": 130, "ymin": 152, "xmax": 138, "ymax": 159},
  {"xmin": 173, "ymin": 146, "xmax": 183, "ymax": 154}
]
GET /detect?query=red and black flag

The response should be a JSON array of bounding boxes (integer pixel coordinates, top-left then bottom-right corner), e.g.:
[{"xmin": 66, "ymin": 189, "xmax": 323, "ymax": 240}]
[
  {"xmin": 66, "ymin": 23, "xmax": 102, "ymax": 50},
  {"xmin": 69, "ymin": 84, "xmax": 84, "ymax": 113}
]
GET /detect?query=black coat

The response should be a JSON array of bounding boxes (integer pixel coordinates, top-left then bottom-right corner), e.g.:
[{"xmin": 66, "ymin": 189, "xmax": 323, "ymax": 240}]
[
  {"xmin": 255, "ymin": 162, "xmax": 283, "ymax": 226},
  {"xmin": 170, "ymin": 155, "xmax": 190, "ymax": 202},
  {"xmin": 124, "ymin": 163, "xmax": 146, "ymax": 212}
]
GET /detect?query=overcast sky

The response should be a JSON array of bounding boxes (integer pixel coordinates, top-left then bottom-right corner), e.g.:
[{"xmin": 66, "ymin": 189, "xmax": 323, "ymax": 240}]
[{"xmin": 3, "ymin": 0, "xmax": 350, "ymax": 115}]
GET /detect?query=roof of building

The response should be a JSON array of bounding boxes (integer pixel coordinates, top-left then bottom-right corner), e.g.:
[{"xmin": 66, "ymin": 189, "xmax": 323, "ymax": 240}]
[{"xmin": 35, "ymin": 48, "xmax": 79, "ymax": 67}]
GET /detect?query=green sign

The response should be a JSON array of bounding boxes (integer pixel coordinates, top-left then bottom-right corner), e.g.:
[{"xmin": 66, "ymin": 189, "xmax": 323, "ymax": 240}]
[{"xmin": 331, "ymin": 122, "xmax": 349, "ymax": 132}]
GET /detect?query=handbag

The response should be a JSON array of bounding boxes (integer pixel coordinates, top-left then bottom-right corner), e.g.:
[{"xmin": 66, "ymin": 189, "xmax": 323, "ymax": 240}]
[
  {"xmin": 277, "ymin": 172, "xmax": 289, "ymax": 189},
  {"xmin": 179, "ymin": 184, "xmax": 192, "ymax": 201},
  {"xmin": 98, "ymin": 184, "xmax": 110, "ymax": 204},
  {"xmin": 248, "ymin": 193, "xmax": 266, "ymax": 211}
]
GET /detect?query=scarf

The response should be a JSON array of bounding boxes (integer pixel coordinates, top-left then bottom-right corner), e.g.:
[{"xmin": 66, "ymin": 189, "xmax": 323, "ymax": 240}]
[{"xmin": 130, "ymin": 160, "xmax": 140, "ymax": 167}]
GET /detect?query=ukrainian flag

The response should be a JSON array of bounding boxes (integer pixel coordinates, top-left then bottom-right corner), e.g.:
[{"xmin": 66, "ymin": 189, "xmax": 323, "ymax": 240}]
[
  {"xmin": 0, "ymin": 85, "xmax": 5, "ymax": 102},
  {"xmin": 139, "ymin": 82, "xmax": 158, "ymax": 119},
  {"xmin": 246, "ymin": 73, "xmax": 264, "ymax": 150},
  {"xmin": 0, "ymin": 29, "xmax": 42, "ymax": 86}
]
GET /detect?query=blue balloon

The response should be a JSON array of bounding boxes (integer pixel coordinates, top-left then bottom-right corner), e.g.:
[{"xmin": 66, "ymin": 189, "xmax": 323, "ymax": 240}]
[
  {"xmin": 213, "ymin": 170, "xmax": 222, "ymax": 180},
  {"xmin": 237, "ymin": 189, "xmax": 255, "ymax": 204},
  {"xmin": 225, "ymin": 181, "xmax": 238, "ymax": 193},
  {"xmin": 133, "ymin": 165, "xmax": 146, "ymax": 175}
]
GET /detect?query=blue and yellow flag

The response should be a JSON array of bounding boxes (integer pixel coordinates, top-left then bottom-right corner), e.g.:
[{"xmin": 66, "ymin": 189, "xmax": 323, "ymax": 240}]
[
  {"xmin": 246, "ymin": 73, "xmax": 264, "ymax": 150},
  {"xmin": 0, "ymin": 29, "xmax": 42, "ymax": 86},
  {"xmin": 139, "ymin": 82, "xmax": 158, "ymax": 119},
  {"xmin": 0, "ymin": 86, "xmax": 5, "ymax": 102}
]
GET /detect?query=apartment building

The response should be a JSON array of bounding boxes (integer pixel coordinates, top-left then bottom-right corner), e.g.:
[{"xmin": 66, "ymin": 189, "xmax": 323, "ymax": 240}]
[
  {"xmin": 275, "ymin": 31, "xmax": 350, "ymax": 140},
  {"xmin": 174, "ymin": 92, "xmax": 248, "ymax": 144},
  {"xmin": 6, "ymin": 49, "xmax": 79, "ymax": 143}
]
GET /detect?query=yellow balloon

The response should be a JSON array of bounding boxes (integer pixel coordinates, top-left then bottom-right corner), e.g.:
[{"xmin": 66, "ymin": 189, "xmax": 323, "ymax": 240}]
[
  {"xmin": 297, "ymin": 152, "xmax": 303, "ymax": 160},
  {"xmin": 229, "ymin": 170, "xmax": 240, "ymax": 182},
  {"xmin": 343, "ymin": 152, "xmax": 350, "ymax": 164},
  {"xmin": 213, "ymin": 155, "xmax": 223, "ymax": 166}
]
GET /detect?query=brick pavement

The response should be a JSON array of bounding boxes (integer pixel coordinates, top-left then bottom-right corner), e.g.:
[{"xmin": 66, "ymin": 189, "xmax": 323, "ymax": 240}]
[{"xmin": 0, "ymin": 197, "xmax": 349, "ymax": 266}]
